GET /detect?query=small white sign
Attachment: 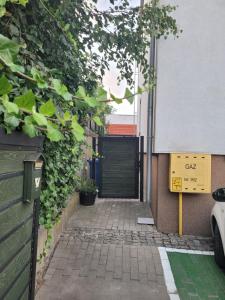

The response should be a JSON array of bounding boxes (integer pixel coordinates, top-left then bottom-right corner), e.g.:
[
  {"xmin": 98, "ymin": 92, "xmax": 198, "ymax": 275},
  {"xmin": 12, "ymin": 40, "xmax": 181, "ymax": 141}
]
[{"xmin": 35, "ymin": 177, "xmax": 41, "ymax": 188}]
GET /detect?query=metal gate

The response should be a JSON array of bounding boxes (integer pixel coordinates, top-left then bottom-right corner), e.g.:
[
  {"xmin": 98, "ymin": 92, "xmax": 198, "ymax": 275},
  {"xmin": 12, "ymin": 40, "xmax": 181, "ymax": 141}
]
[
  {"xmin": 0, "ymin": 131, "xmax": 43, "ymax": 300},
  {"xmin": 97, "ymin": 136, "xmax": 144, "ymax": 200}
]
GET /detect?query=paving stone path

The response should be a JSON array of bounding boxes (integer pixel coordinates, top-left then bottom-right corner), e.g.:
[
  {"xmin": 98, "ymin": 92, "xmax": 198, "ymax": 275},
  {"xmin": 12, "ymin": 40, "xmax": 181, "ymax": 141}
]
[{"xmin": 36, "ymin": 199, "xmax": 213, "ymax": 300}]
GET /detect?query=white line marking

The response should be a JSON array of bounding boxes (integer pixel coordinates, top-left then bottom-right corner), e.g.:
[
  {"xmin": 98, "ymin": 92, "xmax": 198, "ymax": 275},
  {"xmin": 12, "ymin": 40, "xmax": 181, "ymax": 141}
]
[
  {"xmin": 158, "ymin": 247, "xmax": 180, "ymax": 299},
  {"xmin": 165, "ymin": 247, "xmax": 214, "ymax": 256},
  {"xmin": 158, "ymin": 247, "xmax": 214, "ymax": 300},
  {"xmin": 169, "ymin": 294, "xmax": 180, "ymax": 300}
]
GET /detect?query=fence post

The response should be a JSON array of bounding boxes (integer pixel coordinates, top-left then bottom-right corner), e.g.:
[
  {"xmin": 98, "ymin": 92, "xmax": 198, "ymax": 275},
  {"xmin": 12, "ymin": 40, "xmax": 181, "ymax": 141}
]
[
  {"xmin": 140, "ymin": 136, "xmax": 144, "ymax": 202},
  {"xmin": 92, "ymin": 137, "xmax": 96, "ymax": 181}
]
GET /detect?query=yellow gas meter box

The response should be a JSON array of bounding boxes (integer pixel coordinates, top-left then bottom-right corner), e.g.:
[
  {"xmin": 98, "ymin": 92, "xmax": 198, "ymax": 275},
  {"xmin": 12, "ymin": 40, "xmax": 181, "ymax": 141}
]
[{"xmin": 169, "ymin": 153, "xmax": 211, "ymax": 193}]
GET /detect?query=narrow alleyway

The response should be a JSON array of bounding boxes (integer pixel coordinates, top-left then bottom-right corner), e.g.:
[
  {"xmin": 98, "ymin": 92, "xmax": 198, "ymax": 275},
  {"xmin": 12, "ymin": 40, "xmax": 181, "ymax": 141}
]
[{"xmin": 36, "ymin": 199, "xmax": 212, "ymax": 300}]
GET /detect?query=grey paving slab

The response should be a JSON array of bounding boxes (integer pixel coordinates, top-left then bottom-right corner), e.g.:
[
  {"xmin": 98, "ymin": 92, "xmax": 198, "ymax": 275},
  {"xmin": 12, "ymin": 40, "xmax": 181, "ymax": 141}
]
[{"xmin": 36, "ymin": 199, "xmax": 212, "ymax": 300}]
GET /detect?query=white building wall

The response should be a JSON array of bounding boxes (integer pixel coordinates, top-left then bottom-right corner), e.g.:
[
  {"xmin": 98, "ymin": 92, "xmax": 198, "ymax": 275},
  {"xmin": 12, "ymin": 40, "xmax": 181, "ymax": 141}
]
[
  {"xmin": 137, "ymin": 74, "xmax": 148, "ymax": 152},
  {"xmin": 106, "ymin": 114, "xmax": 136, "ymax": 125},
  {"xmin": 154, "ymin": 0, "xmax": 225, "ymax": 155}
]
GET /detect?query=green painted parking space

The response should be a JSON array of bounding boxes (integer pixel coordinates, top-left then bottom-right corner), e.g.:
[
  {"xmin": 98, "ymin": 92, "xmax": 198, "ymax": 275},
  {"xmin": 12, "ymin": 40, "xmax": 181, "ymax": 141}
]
[{"xmin": 167, "ymin": 252, "xmax": 225, "ymax": 300}]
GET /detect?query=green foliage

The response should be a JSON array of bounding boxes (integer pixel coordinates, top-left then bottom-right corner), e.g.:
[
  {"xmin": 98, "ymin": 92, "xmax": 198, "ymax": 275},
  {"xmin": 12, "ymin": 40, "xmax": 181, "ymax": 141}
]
[
  {"xmin": 71, "ymin": 116, "xmax": 85, "ymax": 142},
  {"xmin": 0, "ymin": 34, "xmax": 23, "ymax": 72},
  {"xmin": 52, "ymin": 0, "xmax": 180, "ymax": 85},
  {"xmin": 93, "ymin": 116, "xmax": 103, "ymax": 126},
  {"xmin": 0, "ymin": 0, "xmax": 179, "ymax": 243},
  {"xmin": 0, "ymin": 0, "xmax": 28, "ymax": 19},
  {"xmin": 15, "ymin": 90, "xmax": 36, "ymax": 111},
  {"xmin": 0, "ymin": 72, "xmax": 106, "ymax": 141},
  {"xmin": 0, "ymin": 0, "xmax": 179, "ymax": 143},
  {"xmin": 39, "ymin": 100, "xmax": 56, "ymax": 117},
  {"xmin": 0, "ymin": 75, "xmax": 12, "ymax": 94},
  {"xmin": 52, "ymin": 79, "xmax": 72, "ymax": 101},
  {"xmin": 37, "ymin": 231, "xmax": 52, "ymax": 261},
  {"xmin": 39, "ymin": 133, "xmax": 84, "ymax": 229},
  {"xmin": 124, "ymin": 88, "xmax": 134, "ymax": 104},
  {"xmin": 46, "ymin": 123, "xmax": 63, "ymax": 142},
  {"xmin": 3, "ymin": 95, "xmax": 19, "ymax": 114},
  {"xmin": 78, "ymin": 178, "xmax": 97, "ymax": 194}
]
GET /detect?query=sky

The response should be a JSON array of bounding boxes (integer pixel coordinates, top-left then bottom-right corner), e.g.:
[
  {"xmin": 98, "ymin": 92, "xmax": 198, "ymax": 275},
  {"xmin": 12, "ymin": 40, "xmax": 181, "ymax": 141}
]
[
  {"xmin": 98, "ymin": 0, "xmax": 140, "ymax": 115},
  {"xmin": 102, "ymin": 62, "xmax": 137, "ymax": 115}
]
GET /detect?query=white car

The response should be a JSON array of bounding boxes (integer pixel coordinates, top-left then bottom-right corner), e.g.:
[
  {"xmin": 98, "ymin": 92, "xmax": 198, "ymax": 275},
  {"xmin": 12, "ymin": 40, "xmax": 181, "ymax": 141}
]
[{"xmin": 211, "ymin": 188, "xmax": 225, "ymax": 268}]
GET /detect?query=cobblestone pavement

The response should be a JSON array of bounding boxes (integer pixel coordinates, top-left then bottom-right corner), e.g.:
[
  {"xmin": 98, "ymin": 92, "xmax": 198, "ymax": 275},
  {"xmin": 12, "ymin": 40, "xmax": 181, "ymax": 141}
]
[{"xmin": 36, "ymin": 199, "xmax": 213, "ymax": 300}]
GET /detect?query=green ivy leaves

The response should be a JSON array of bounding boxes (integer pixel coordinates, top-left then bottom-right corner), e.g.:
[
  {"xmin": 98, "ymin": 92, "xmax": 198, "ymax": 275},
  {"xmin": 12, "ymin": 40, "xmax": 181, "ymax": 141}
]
[
  {"xmin": 33, "ymin": 112, "xmax": 48, "ymax": 126},
  {"xmin": 16, "ymin": 0, "xmax": 29, "ymax": 7},
  {"xmin": 93, "ymin": 116, "xmax": 103, "ymax": 126},
  {"xmin": 22, "ymin": 116, "xmax": 37, "ymax": 138},
  {"xmin": 0, "ymin": 94, "xmax": 20, "ymax": 133},
  {"xmin": 0, "ymin": 7, "xmax": 5, "ymax": 18},
  {"xmin": 0, "ymin": 0, "xmax": 28, "ymax": 18},
  {"xmin": 31, "ymin": 67, "xmax": 48, "ymax": 89},
  {"xmin": 3, "ymin": 95, "xmax": 19, "ymax": 114},
  {"xmin": 96, "ymin": 87, "xmax": 107, "ymax": 101},
  {"xmin": 0, "ymin": 33, "xmax": 19, "ymax": 58},
  {"xmin": 0, "ymin": 34, "xmax": 24, "ymax": 72},
  {"xmin": 0, "ymin": 70, "xmax": 144, "ymax": 143},
  {"xmin": 0, "ymin": 0, "xmax": 6, "ymax": 17},
  {"xmin": 124, "ymin": 88, "xmax": 134, "ymax": 104},
  {"xmin": 0, "ymin": 75, "xmax": 12, "ymax": 95},
  {"xmin": 39, "ymin": 135, "xmax": 84, "ymax": 232},
  {"xmin": 0, "ymin": 33, "xmax": 144, "ymax": 144},
  {"xmin": 52, "ymin": 79, "xmax": 72, "ymax": 101},
  {"xmin": 75, "ymin": 86, "xmax": 86, "ymax": 99},
  {"xmin": 75, "ymin": 85, "xmax": 107, "ymax": 108},
  {"xmin": 75, "ymin": 86, "xmax": 97, "ymax": 107},
  {"xmin": 14, "ymin": 90, "xmax": 36, "ymax": 111},
  {"xmin": 4, "ymin": 114, "xmax": 19, "ymax": 128},
  {"xmin": 0, "ymin": 75, "xmax": 68, "ymax": 141},
  {"xmin": 110, "ymin": 93, "xmax": 122, "ymax": 104},
  {"xmin": 39, "ymin": 100, "xmax": 56, "ymax": 117},
  {"xmin": 46, "ymin": 123, "xmax": 63, "ymax": 142},
  {"xmin": 71, "ymin": 116, "xmax": 85, "ymax": 141},
  {"xmin": 0, "ymin": 74, "xmax": 85, "ymax": 141}
]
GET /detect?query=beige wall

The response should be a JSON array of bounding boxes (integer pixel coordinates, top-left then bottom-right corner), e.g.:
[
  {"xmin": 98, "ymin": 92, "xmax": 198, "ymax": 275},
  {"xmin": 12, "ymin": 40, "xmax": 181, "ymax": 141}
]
[
  {"xmin": 151, "ymin": 154, "xmax": 225, "ymax": 236},
  {"xmin": 36, "ymin": 193, "xmax": 79, "ymax": 290}
]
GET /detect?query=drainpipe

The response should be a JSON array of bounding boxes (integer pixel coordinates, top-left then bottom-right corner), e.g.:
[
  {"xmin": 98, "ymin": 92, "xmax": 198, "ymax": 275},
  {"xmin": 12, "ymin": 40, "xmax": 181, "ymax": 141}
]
[{"xmin": 146, "ymin": 37, "xmax": 156, "ymax": 206}]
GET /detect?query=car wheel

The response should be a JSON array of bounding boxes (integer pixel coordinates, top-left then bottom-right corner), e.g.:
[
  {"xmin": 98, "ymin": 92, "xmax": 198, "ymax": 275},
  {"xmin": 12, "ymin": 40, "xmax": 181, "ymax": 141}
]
[{"xmin": 214, "ymin": 223, "xmax": 225, "ymax": 268}]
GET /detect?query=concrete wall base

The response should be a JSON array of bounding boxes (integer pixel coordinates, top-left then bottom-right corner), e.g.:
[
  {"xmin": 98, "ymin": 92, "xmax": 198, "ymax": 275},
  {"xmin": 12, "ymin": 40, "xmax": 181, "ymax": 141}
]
[
  {"xmin": 151, "ymin": 154, "xmax": 225, "ymax": 236},
  {"xmin": 36, "ymin": 192, "xmax": 79, "ymax": 290}
]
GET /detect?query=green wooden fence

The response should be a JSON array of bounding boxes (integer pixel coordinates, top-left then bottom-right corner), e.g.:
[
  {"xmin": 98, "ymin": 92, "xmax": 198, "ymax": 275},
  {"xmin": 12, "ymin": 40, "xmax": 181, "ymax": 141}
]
[{"xmin": 0, "ymin": 130, "xmax": 43, "ymax": 300}]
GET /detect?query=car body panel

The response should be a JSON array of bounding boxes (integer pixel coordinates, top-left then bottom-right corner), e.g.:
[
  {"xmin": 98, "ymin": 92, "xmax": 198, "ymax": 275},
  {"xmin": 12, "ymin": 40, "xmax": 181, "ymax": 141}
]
[{"xmin": 211, "ymin": 202, "xmax": 225, "ymax": 255}]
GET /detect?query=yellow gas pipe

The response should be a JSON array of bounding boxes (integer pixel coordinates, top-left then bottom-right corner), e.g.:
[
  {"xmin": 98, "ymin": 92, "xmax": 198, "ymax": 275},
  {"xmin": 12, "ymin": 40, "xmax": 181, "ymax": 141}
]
[{"xmin": 179, "ymin": 192, "xmax": 183, "ymax": 236}]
